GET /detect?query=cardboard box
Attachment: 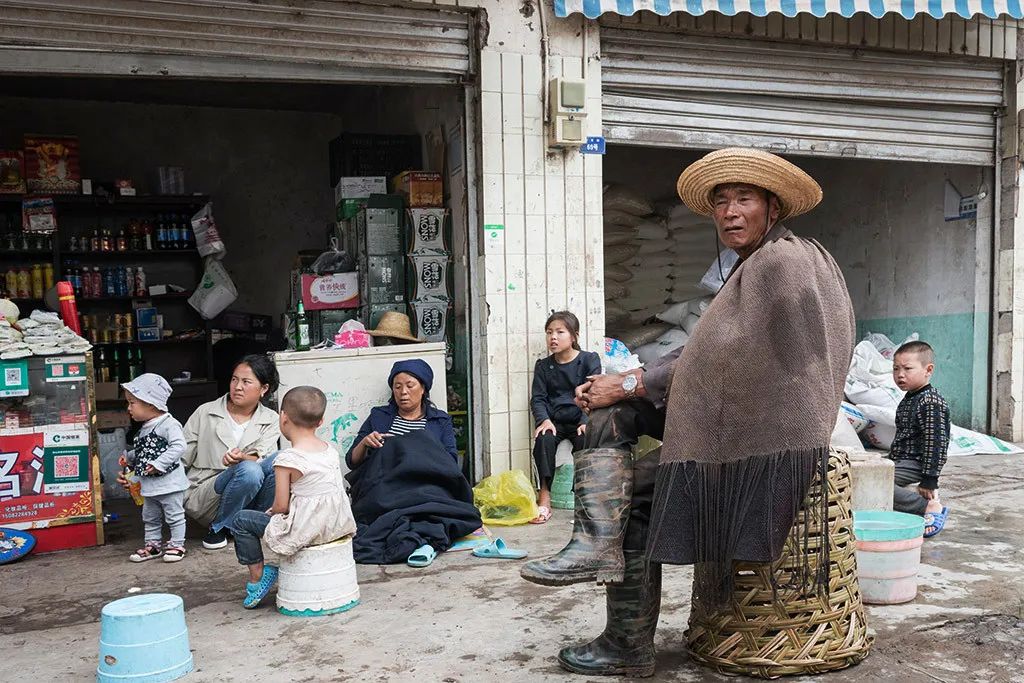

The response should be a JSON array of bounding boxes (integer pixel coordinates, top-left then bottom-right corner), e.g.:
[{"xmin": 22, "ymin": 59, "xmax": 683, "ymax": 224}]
[
  {"xmin": 97, "ymin": 409, "xmax": 131, "ymax": 430},
  {"xmin": 407, "ymin": 254, "xmax": 452, "ymax": 301},
  {"xmin": 135, "ymin": 307, "xmax": 158, "ymax": 328},
  {"xmin": 393, "ymin": 171, "xmax": 443, "ymax": 208},
  {"xmin": 328, "ymin": 133, "xmax": 422, "ymax": 187},
  {"xmin": 24, "ymin": 134, "xmax": 81, "ymax": 194},
  {"xmin": 334, "ymin": 176, "xmax": 387, "ymax": 204},
  {"xmin": 95, "ymin": 382, "xmax": 121, "ymax": 402},
  {"xmin": 138, "ymin": 327, "xmax": 160, "ymax": 342},
  {"xmin": 406, "ymin": 208, "xmax": 451, "ymax": 253},
  {"xmin": 410, "ymin": 299, "xmax": 451, "ymax": 343},
  {"xmin": 301, "ymin": 272, "xmax": 359, "ymax": 311},
  {"xmin": 366, "ymin": 303, "xmax": 407, "ymax": 330},
  {"xmin": 311, "ymin": 308, "xmax": 361, "ymax": 344},
  {"xmin": 356, "ymin": 204, "xmax": 403, "ymax": 255},
  {"xmin": 364, "ymin": 255, "xmax": 405, "ymax": 304}
]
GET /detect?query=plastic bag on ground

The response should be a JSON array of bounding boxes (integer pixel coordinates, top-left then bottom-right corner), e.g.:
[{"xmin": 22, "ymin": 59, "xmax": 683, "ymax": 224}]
[
  {"xmin": 473, "ymin": 470, "xmax": 539, "ymax": 526},
  {"xmin": 846, "ymin": 341, "xmax": 904, "ymax": 408},
  {"xmin": 857, "ymin": 404, "xmax": 897, "ymax": 449}
]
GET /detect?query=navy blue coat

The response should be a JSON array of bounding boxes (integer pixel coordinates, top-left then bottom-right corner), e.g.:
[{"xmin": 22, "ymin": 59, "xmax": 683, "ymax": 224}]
[{"xmin": 346, "ymin": 401, "xmax": 458, "ymax": 468}]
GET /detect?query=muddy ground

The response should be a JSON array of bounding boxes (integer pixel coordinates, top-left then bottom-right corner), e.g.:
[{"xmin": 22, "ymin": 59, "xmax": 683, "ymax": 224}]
[{"xmin": 2, "ymin": 452, "xmax": 1023, "ymax": 682}]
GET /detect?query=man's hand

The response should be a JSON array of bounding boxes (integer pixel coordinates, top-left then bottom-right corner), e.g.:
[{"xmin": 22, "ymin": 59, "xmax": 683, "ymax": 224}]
[
  {"xmin": 577, "ymin": 373, "xmax": 635, "ymax": 413},
  {"xmin": 533, "ymin": 419, "xmax": 556, "ymax": 438},
  {"xmin": 144, "ymin": 464, "xmax": 158, "ymax": 476},
  {"xmin": 222, "ymin": 448, "xmax": 244, "ymax": 467},
  {"xmin": 918, "ymin": 486, "xmax": 937, "ymax": 500},
  {"xmin": 576, "ymin": 423, "xmax": 587, "ymax": 436},
  {"xmin": 116, "ymin": 471, "xmax": 130, "ymax": 490}
]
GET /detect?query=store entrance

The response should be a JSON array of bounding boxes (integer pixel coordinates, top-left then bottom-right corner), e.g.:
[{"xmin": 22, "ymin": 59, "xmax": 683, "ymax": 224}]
[
  {"xmin": 602, "ymin": 144, "xmax": 994, "ymax": 430},
  {"xmin": 0, "ymin": 75, "xmax": 477, "ymax": 482}
]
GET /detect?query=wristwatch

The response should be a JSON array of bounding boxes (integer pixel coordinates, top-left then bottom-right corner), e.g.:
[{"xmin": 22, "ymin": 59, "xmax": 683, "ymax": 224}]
[{"xmin": 622, "ymin": 373, "xmax": 639, "ymax": 399}]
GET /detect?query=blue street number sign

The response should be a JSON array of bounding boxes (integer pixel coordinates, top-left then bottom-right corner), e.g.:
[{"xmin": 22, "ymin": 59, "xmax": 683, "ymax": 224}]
[{"xmin": 580, "ymin": 137, "xmax": 606, "ymax": 155}]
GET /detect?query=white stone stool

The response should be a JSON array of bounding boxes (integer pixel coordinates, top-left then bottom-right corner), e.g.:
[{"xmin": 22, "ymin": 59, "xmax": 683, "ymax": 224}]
[
  {"xmin": 277, "ymin": 536, "xmax": 360, "ymax": 617},
  {"xmin": 847, "ymin": 451, "xmax": 895, "ymax": 512}
]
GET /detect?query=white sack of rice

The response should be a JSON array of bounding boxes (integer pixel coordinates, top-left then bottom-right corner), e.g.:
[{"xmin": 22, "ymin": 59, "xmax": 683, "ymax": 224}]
[
  {"xmin": 605, "ymin": 244, "xmax": 640, "ymax": 265},
  {"xmin": 605, "ymin": 264, "xmax": 633, "ymax": 283},
  {"xmin": 604, "ymin": 185, "xmax": 655, "ymax": 216}
]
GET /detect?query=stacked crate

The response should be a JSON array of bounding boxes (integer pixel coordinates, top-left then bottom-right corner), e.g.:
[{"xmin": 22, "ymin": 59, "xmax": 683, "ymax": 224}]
[
  {"xmin": 357, "ymin": 194, "xmax": 407, "ymax": 329},
  {"xmin": 403, "ymin": 173, "xmax": 451, "ymax": 345}
]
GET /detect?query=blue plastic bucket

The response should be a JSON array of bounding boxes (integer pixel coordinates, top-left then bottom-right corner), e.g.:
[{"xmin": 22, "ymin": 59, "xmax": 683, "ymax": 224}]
[
  {"xmin": 97, "ymin": 593, "xmax": 193, "ymax": 683},
  {"xmin": 853, "ymin": 511, "xmax": 926, "ymax": 604}
]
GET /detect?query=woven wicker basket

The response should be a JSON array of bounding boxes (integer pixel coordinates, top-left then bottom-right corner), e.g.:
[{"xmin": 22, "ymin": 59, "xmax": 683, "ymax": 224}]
[{"xmin": 685, "ymin": 448, "xmax": 872, "ymax": 679}]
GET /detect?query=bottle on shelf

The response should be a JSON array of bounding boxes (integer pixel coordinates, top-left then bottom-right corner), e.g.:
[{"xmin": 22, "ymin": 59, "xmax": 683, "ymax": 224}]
[
  {"xmin": 30, "ymin": 264, "xmax": 43, "ymax": 298},
  {"xmin": 128, "ymin": 220, "xmax": 142, "ymax": 251},
  {"xmin": 181, "ymin": 214, "xmax": 193, "ymax": 248},
  {"xmin": 19, "ymin": 231, "xmax": 29, "ymax": 251},
  {"xmin": 68, "ymin": 234, "xmax": 79, "ymax": 252},
  {"xmin": 91, "ymin": 267, "xmax": 102, "ymax": 299},
  {"xmin": 134, "ymin": 266, "xmax": 147, "ymax": 297},
  {"xmin": 130, "ymin": 347, "xmax": 145, "ymax": 380},
  {"xmin": 43, "ymin": 263, "xmax": 54, "ymax": 291},
  {"xmin": 295, "ymin": 300, "xmax": 311, "ymax": 351},
  {"xmin": 110, "ymin": 348, "xmax": 122, "ymax": 384},
  {"xmin": 96, "ymin": 347, "xmax": 111, "ymax": 382},
  {"xmin": 5, "ymin": 269, "xmax": 17, "ymax": 297},
  {"xmin": 90, "ymin": 228, "xmax": 101, "ymax": 252},
  {"xmin": 156, "ymin": 214, "xmax": 167, "ymax": 250},
  {"xmin": 101, "ymin": 229, "xmax": 113, "ymax": 253},
  {"xmin": 143, "ymin": 220, "xmax": 154, "ymax": 251},
  {"xmin": 116, "ymin": 228, "xmax": 127, "ymax": 252},
  {"xmin": 104, "ymin": 267, "xmax": 117, "ymax": 297},
  {"xmin": 16, "ymin": 267, "xmax": 30, "ymax": 298}
]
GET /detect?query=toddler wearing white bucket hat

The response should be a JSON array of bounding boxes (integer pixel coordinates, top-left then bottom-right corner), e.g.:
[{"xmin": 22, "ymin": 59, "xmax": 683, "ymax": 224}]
[{"xmin": 120, "ymin": 373, "xmax": 191, "ymax": 563}]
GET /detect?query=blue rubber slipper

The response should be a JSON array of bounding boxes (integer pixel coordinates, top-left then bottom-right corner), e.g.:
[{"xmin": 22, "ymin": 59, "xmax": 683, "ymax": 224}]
[
  {"xmin": 243, "ymin": 565, "xmax": 279, "ymax": 609},
  {"xmin": 472, "ymin": 538, "xmax": 527, "ymax": 560},
  {"xmin": 448, "ymin": 538, "xmax": 491, "ymax": 552},
  {"xmin": 924, "ymin": 506, "xmax": 950, "ymax": 538},
  {"xmin": 407, "ymin": 544, "xmax": 437, "ymax": 567}
]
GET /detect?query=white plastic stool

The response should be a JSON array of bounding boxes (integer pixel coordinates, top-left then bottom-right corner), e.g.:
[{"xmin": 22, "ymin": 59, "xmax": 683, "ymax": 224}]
[{"xmin": 276, "ymin": 536, "xmax": 360, "ymax": 617}]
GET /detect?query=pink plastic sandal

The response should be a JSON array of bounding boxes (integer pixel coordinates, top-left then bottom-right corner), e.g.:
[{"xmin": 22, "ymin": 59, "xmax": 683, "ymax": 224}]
[{"xmin": 529, "ymin": 505, "xmax": 552, "ymax": 524}]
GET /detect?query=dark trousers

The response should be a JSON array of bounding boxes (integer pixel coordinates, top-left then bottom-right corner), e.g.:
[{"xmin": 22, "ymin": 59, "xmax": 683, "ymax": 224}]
[
  {"xmin": 893, "ymin": 459, "xmax": 930, "ymax": 516},
  {"xmin": 533, "ymin": 420, "xmax": 584, "ymax": 483}
]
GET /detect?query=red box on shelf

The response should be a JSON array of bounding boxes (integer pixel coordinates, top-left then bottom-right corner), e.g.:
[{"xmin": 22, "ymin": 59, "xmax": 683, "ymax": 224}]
[
  {"xmin": 300, "ymin": 273, "xmax": 359, "ymax": 311},
  {"xmin": 23, "ymin": 134, "xmax": 81, "ymax": 194}
]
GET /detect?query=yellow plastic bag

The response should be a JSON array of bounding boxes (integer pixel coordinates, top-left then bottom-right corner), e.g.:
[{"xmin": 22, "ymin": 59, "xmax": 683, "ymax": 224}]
[{"xmin": 473, "ymin": 469, "xmax": 539, "ymax": 526}]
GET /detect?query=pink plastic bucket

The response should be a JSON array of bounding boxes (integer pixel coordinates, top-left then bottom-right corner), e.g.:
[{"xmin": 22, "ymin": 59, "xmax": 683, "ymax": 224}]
[{"xmin": 853, "ymin": 511, "xmax": 926, "ymax": 605}]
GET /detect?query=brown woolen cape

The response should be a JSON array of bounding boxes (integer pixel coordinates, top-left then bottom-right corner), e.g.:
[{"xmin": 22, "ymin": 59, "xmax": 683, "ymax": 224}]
[{"xmin": 646, "ymin": 225, "xmax": 855, "ymax": 601}]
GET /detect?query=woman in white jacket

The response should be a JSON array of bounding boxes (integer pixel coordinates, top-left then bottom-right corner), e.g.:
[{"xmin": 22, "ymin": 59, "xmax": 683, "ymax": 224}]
[{"xmin": 180, "ymin": 354, "xmax": 281, "ymax": 550}]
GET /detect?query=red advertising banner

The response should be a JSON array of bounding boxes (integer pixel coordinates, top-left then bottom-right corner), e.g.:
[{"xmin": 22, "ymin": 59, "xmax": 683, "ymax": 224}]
[{"xmin": 0, "ymin": 429, "xmax": 94, "ymax": 528}]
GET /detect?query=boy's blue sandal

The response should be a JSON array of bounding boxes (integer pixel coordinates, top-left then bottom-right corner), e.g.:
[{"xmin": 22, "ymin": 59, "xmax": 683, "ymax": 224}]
[
  {"xmin": 407, "ymin": 544, "xmax": 437, "ymax": 567},
  {"xmin": 243, "ymin": 565, "xmax": 280, "ymax": 609},
  {"xmin": 472, "ymin": 538, "xmax": 527, "ymax": 560},
  {"xmin": 923, "ymin": 506, "xmax": 949, "ymax": 538}
]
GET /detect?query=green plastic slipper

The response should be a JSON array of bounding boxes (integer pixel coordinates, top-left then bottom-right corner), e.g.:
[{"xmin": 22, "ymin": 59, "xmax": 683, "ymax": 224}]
[
  {"xmin": 472, "ymin": 538, "xmax": 527, "ymax": 560},
  {"xmin": 407, "ymin": 544, "xmax": 437, "ymax": 567}
]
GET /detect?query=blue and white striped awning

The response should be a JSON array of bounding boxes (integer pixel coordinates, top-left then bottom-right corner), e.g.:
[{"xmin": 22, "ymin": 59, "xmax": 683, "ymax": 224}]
[{"xmin": 554, "ymin": 0, "xmax": 1022, "ymax": 19}]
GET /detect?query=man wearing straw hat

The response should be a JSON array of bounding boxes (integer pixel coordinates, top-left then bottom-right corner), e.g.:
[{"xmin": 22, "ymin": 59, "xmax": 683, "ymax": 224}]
[{"xmin": 527, "ymin": 148, "xmax": 856, "ymax": 677}]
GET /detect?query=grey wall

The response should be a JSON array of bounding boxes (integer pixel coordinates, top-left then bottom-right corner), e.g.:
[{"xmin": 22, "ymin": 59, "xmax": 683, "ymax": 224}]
[{"xmin": 0, "ymin": 95, "xmax": 340, "ymax": 316}]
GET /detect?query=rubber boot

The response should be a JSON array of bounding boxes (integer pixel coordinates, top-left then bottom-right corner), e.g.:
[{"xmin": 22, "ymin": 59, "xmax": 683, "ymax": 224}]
[
  {"xmin": 520, "ymin": 448, "xmax": 633, "ymax": 586},
  {"xmin": 557, "ymin": 551, "xmax": 662, "ymax": 677}
]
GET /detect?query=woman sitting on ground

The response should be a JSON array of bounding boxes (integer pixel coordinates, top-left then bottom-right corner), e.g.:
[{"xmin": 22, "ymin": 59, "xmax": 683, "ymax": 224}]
[
  {"xmin": 345, "ymin": 359, "xmax": 480, "ymax": 566},
  {"xmin": 346, "ymin": 359, "xmax": 457, "ymax": 470},
  {"xmin": 180, "ymin": 354, "xmax": 282, "ymax": 550}
]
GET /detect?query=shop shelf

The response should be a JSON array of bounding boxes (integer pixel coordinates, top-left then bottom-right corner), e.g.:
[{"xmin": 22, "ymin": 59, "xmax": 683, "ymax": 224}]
[
  {"xmin": 0, "ymin": 250, "xmax": 55, "ymax": 260},
  {"xmin": 0, "ymin": 194, "xmax": 209, "ymax": 208},
  {"xmin": 92, "ymin": 337, "xmax": 206, "ymax": 347},
  {"xmin": 62, "ymin": 249, "xmax": 199, "ymax": 259},
  {"xmin": 77, "ymin": 292, "xmax": 193, "ymax": 304}
]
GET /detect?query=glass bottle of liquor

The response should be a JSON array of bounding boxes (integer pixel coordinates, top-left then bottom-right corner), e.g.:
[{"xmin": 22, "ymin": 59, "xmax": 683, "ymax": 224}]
[{"xmin": 295, "ymin": 301, "xmax": 311, "ymax": 351}]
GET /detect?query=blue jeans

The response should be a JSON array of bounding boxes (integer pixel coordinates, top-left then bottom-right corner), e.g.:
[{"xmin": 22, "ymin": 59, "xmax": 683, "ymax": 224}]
[
  {"xmin": 231, "ymin": 510, "xmax": 271, "ymax": 566},
  {"xmin": 211, "ymin": 453, "xmax": 278, "ymax": 533}
]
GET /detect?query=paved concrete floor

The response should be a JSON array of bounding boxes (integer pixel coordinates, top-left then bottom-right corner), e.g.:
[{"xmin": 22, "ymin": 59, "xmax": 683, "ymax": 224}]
[{"xmin": 3, "ymin": 453, "xmax": 1024, "ymax": 682}]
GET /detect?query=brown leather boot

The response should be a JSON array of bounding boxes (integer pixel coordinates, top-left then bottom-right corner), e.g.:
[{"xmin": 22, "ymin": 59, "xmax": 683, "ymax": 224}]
[
  {"xmin": 520, "ymin": 448, "xmax": 633, "ymax": 586},
  {"xmin": 557, "ymin": 551, "xmax": 662, "ymax": 677}
]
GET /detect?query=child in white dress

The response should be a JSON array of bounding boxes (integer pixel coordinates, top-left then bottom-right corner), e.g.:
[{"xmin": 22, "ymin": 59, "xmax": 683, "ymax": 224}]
[{"xmin": 228, "ymin": 385, "xmax": 356, "ymax": 609}]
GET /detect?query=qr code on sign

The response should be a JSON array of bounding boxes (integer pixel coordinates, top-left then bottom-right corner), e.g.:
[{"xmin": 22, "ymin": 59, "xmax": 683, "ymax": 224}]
[{"xmin": 54, "ymin": 454, "xmax": 79, "ymax": 479}]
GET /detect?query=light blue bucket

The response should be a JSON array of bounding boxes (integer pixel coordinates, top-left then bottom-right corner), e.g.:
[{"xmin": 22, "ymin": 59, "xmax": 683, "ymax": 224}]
[
  {"xmin": 97, "ymin": 593, "xmax": 193, "ymax": 683},
  {"xmin": 852, "ymin": 510, "xmax": 925, "ymax": 542}
]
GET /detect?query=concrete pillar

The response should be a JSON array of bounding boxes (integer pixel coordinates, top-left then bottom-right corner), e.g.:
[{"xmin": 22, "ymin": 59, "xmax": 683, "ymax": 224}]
[{"xmin": 847, "ymin": 451, "xmax": 895, "ymax": 512}]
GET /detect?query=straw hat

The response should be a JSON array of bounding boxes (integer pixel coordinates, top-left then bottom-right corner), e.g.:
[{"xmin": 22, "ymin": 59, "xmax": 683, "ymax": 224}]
[
  {"xmin": 676, "ymin": 147, "xmax": 822, "ymax": 221},
  {"xmin": 367, "ymin": 311, "xmax": 422, "ymax": 343}
]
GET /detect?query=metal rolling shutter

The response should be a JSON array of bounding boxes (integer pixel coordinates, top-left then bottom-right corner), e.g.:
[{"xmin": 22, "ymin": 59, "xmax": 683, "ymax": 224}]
[
  {"xmin": 601, "ymin": 28, "xmax": 1004, "ymax": 165},
  {"xmin": 0, "ymin": 0, "xmax": 474, "ymax": 84}
]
